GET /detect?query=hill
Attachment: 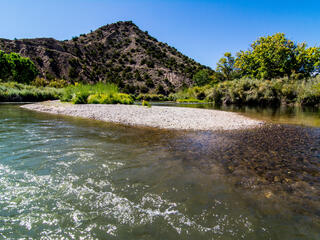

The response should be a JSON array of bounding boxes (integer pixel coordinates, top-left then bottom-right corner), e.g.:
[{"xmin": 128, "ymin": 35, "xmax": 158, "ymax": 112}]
[{"xmin": 0, "ymin": 21, "xmax": 211, "ymax": 93}]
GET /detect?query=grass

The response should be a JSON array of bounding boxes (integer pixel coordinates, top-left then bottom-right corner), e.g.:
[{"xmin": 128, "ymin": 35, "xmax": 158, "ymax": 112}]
[
  {"xmin": 169, "ymin": 86, "xmax": 210, "ymax": 102},
  {"xmin": 0, "ymin": 81, "xmax": 62, "ymax": 102},
  {"xmin": 142, "ymin": 100, "xmax": 151, "ymax": 107},
  {"xmin": 2, "ymin": 77, "xmax": 319, "ymax": 107},
  {"xmin": 60, "ymin": 83, "xmax": 134, "ymax": 104},
  {"xmin": 206, "ymin": 77, "xmax": 320, "ymax": 106},
  {"xmin": 170, "ymin": 76, "xmax": 320, "ymax": 107}
]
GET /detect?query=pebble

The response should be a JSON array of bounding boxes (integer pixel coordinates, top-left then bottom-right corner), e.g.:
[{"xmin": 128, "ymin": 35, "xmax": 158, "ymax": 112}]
[{"xmin": 21, "ymin": 101, "xmax": 264, "ymax": 131}]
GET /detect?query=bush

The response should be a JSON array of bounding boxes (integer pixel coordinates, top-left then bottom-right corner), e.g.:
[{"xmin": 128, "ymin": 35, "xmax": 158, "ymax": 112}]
[
  {"xmin": 192, "ymin": 69, "xmax": 212, "ymax": 86},
  {"xmin": 31, "ymin": 77, "xmax": 49, "ymax": 87},
  {"xmin": 0, "ymin": 51, "xmax": 38, "ymax": 84},
  {"xmin": 112, "ymin": 93, "xmax": 134, "ymax": 104},
  {"xmin": 32, "ymin": 77, "xmax": 68, "ymax": 88},
  {"xmin": 87, "ymin": 94, "xmax": 101, "ymax": 104},
  {"xmin": 48, "ymin": 79, "xmax": 68, "ymax": 88},
  {"xmin": 71, "ymin": 91, "xmax": 90, "ymax": 104},
  {"xmin": 169, "ymin": 85, "xmax": 211, "ymax": 101},
  {"xmin": 60, "ymin": 83, "xmax": 133, "ymax": 104},
  {"xmin": 297, "ymin": 80, "xmax": 320, "ymax": 106},
  {"xmin": 87, "ymin": 93, "xmax": 133, "ymax": 104}
]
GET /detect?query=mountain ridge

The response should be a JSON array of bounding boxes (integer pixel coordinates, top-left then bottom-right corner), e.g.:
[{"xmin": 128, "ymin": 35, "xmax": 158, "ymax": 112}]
[{"xmin": 0, "ymin": 21, "xmax": 212, "ymax": 93}]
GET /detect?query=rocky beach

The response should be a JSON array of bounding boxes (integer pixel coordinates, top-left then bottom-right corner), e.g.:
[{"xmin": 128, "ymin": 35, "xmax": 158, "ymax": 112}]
[{"xmin": 21, "ymin": 101, "xmax": 263, "ymax": 131}]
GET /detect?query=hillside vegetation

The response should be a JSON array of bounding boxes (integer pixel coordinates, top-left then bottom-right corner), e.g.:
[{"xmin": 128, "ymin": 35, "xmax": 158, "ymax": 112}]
[
  {"xmin": 0, "ymin": 21, "xmax": 211, "ymax": 94},
  {"xmin": 0, "ymin": 27, "xmax": 319, "ymax": 107}
]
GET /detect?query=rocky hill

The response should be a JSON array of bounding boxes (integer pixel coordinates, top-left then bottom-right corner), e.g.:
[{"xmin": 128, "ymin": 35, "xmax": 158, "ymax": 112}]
[{"xmin": 0, "ymin": 21, "xmax": 211, "ymax": 93}]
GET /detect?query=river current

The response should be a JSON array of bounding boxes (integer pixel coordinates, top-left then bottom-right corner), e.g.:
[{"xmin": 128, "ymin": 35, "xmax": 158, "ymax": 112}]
[{"xmin": 0, "ymin": 104, "xmax": 319, "ymax": 239}]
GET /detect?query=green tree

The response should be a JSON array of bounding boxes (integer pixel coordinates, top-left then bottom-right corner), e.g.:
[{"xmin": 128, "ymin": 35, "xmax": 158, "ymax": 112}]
[
  {"xmin": 216, "ymin": 52, "xmax": 236, "ymax": 80},
  {"xmin": 235, "ymin": 33, "xmax": 320, "ymax": 79},
  {"xmin": 192, "ymin": 69, "xmax": 211, "ymax": 86},
  {"xmin": 294, "ymin": 43, "xmax": 320, "ymax": 77},
  {"xmin": 0, "ymin": 51, "xmax": 11, "ymax": 80},
  {"xmin": 0, "ymin": 51, "xmax": 38, "ymax": 84}
]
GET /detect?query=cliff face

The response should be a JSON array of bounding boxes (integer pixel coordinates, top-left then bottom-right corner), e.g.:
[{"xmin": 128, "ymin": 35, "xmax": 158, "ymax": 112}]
[{"xmin": 0, "ymin": 21, "xmax": 211, "ymax": 92}]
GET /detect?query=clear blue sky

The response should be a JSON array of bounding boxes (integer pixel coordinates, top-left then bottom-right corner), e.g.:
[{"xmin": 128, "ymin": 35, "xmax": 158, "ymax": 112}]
[{"xmin": 1, "ymin": 0, "xmax": 319, "ymax": 68}]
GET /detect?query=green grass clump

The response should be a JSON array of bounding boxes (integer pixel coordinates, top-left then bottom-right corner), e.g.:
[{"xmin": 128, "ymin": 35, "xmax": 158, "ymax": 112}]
[
  {"xmin": 87, "ymin": 94, "xmax": 101, "ymax": 104},
  {"xmin": 112, "ymin": 93, "xmax": 134, "ymax": 104},
  {"xmin": 61, "ymin": 83, "xmax": 119, "ymax": 102},
  {"xmin": 87, "ymin": 93, "xmax": 134, "ymax": 104},
  {"xmin": 142, "ymin": 100, "xmax": 151, "ymax": 107},
  {"xmin": 61, "ymin": 83, "xmax": 133, "ymax": 104},
  {"xmin": 0, "ymin": 81, "xmax": 61, "ymax": 102}
]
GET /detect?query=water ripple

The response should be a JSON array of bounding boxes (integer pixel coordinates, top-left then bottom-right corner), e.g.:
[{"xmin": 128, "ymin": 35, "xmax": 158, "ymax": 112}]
[{"xmin": 0, "ymin": 105, "xmax": 319, "ymax": 239}]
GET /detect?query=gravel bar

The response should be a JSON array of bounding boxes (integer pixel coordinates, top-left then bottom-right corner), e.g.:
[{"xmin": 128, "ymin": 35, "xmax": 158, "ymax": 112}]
[{"xmin": 21, "ymin": 101, "xmax": 264, "ymax": 131}]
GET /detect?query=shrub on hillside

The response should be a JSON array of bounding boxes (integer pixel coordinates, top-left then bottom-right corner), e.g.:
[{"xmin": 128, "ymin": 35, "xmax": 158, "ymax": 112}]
[{"xmin": 32, "ymin": 77, "xmax": 68, "ymax": 88}]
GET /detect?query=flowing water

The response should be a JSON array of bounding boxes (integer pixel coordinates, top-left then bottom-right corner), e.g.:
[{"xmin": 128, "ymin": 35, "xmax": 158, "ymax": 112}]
[{"xmin": 0, "ymin": 104, "xmax": 319, "ymax": 239}]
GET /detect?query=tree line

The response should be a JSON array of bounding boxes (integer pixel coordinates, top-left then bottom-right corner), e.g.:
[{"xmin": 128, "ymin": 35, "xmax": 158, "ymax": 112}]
[{"xmin": 193, "ymin": 33, "xmax": 320, "ymax": 86}]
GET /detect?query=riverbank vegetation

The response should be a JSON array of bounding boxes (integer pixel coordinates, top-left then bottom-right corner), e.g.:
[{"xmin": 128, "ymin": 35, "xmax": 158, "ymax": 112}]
[
  {"xmin": 1, "ymin": 33, "xmax": 319, "ymax": 107},
  {"xmin": 0, "ymin": 51, "xmax": 62, "ymax": 102},
  {"xmin": 0, "ymin": 81, "xmax": 61, "ymax": 102},
  {"xmin": 182, "ymin": 33, "xmax": 320, "ymax": 106},
  {"xmin": 60, "ymin": 83, "xmax": 134, "ymax": 104},
  {"xmin": 213, "ymin": 33, "xmax": 320, "ymax": 82},
  {"xmin": 175, "ymin": 76, "xmax": 320, "ymax": 106},
  {"xmin": 0, "ymin": 50, "xmax": 134, "ymax": 104}
]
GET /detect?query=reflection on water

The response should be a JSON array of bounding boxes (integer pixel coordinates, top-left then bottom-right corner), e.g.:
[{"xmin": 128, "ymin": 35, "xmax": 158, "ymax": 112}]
[{"xmin": 0, "ymin": 105, "xmax": 319, "ymax": 239}]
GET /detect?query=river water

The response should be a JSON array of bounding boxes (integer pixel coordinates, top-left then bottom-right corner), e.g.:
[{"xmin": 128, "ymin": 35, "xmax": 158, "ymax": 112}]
[{"xmin": 0, "ymin": 104, "xmax": 319, "ymax": 239}]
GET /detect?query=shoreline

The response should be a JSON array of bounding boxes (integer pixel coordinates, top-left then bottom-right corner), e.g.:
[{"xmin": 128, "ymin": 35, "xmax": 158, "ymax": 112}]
[{"xmin": 21, "ymin": 101, "xmax": 264, "ymax": 131}]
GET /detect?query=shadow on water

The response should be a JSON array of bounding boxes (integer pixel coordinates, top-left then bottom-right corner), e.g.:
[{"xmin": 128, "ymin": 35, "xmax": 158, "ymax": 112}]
[{"xmin": 0, "ymin": 104, "xmax": 319, "ymax": 239}]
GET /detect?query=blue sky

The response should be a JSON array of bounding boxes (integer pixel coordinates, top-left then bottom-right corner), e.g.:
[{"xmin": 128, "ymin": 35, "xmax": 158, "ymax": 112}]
[{"xmin": 1, "ymin": 0, "xmax": 319, "ymax": 68}]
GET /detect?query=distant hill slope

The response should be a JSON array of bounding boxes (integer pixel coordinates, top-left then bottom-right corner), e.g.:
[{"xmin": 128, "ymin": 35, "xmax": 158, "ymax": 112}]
[{"xmin": 0, "ymin": 21, "xmax": 211, "ymax": 93}]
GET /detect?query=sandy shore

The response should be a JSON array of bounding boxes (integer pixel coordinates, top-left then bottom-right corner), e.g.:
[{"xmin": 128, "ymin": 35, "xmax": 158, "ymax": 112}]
[{"xmin": 21, "ymin": 101, "xmax": 263, "ymax": 131}]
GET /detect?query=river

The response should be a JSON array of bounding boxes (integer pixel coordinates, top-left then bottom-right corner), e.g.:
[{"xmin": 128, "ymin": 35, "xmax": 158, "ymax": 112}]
[{"xmin": 0, "ymin": 104, "xmax": 319, "ymax": 239}]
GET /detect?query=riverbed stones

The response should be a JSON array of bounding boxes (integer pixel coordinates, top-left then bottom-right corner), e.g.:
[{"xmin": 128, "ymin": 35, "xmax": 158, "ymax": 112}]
[{"xmin": 21, "ymin": 101, "xmax": 264, "ymax": 131}]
